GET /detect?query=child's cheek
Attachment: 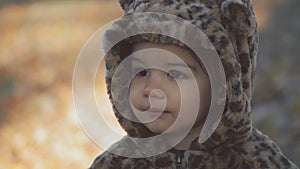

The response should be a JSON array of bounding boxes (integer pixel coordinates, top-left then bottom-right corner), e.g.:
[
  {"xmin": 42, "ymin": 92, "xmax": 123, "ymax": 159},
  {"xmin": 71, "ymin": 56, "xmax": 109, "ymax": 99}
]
[{"xmin": 129, "ymin": 78, "xmax": 144, "ymax": 109}]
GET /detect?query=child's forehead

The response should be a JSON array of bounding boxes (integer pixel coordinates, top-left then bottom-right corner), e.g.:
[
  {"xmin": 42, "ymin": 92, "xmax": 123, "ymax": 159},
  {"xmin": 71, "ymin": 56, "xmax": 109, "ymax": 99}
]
[{"xmin": 131, "ymin": 42, "xmax": 199, "ymax": 66}]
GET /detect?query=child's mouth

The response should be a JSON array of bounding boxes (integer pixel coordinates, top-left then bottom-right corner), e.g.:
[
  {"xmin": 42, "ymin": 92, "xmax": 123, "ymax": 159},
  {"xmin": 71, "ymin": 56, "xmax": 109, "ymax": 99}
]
[{"xmin": 145, "ymin": 108, "xmax": 169, "ymax": 115}]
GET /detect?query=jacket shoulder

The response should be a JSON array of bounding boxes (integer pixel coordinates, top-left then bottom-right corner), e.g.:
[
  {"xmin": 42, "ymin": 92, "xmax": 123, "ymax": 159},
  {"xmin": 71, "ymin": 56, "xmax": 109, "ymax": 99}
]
[
  {"xmin": 237, "ymin": 128, "xmax": 298, "ymax": 169},
  {"xmin": 89, "ymin": 151, "xmax": 158, "ymax": 169},
  {"xmin": 89, "ymin": 151, "xmax": 126, "ymax": 169}
]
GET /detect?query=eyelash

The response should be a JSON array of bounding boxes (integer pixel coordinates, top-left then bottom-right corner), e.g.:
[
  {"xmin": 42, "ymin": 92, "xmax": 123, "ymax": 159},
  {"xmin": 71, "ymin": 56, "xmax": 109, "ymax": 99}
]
[
  {"xmin": 134, "ymin": 68, "xmax": 187, "ymax": 79},
  {"xmin": 137, "ymin": 69, "xmax": 150, "ymax": 77},
  {"xmin": 167, "ymin": 70, "xmax": 187, "ymax": 79}
]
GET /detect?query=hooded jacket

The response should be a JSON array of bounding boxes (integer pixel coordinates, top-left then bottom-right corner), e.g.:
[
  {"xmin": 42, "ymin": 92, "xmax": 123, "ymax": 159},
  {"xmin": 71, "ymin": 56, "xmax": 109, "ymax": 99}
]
[{"xmin": 90, "ymin": 0, "xmax": 299, "ymax": 168}]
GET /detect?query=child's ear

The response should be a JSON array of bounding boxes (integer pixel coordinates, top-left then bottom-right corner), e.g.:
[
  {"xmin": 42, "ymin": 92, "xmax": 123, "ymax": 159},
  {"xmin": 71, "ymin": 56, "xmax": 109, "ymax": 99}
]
[{"xmin": 119, "ymin": 0, "xmax": 135, "ymax": 12}]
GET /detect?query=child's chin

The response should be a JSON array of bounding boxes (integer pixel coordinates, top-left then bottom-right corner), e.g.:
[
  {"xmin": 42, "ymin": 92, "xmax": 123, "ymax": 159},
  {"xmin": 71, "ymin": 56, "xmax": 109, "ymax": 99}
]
[{"xmin": 145, "ymin": 123, "xmax": 169, "ymax": 134}]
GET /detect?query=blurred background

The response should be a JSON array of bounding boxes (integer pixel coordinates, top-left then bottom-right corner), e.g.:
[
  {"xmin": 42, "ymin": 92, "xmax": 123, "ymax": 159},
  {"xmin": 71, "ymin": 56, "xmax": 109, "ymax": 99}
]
[{"xmin": 0, "ymin": 0, "xmax": 299, "ymax": 168}]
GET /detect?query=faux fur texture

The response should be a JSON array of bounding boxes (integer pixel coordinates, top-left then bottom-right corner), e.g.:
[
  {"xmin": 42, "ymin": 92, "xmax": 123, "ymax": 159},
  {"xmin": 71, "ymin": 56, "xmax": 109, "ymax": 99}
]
[{"xmin": 90, "ymin": 0, "xmax": 299, "ymax": 168}]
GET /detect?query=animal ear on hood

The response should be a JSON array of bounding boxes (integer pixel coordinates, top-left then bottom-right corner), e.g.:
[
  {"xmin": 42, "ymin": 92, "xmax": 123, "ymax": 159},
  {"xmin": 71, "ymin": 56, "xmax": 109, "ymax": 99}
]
[
  {"xmin": 220, "ymin": 0, "xmax": 257, "ymax": 36},
  {"xmin": 119, "ymin": 0, "xmax": 135, "ymax": 12}
]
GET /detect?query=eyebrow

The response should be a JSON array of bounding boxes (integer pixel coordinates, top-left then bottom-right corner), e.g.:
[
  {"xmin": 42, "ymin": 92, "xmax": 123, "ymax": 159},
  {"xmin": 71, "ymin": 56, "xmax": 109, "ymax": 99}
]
[
  {"xmin": 131, "ymin": 57, "xmax": 146, "ymax": 64},
  {"xmin": 166, "ymin": 63, "xmax": 197, "ymax": 71},
  {"xmin": 132, "ymin": 57, "xmax": 196, "ymax": 71}
]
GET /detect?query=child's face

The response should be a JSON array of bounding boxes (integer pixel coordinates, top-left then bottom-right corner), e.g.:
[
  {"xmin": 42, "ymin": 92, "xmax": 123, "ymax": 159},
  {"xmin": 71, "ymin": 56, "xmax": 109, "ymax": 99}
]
[{"xmin": 129, "ymin": 42, "xmax": 211, "ymax": 134}]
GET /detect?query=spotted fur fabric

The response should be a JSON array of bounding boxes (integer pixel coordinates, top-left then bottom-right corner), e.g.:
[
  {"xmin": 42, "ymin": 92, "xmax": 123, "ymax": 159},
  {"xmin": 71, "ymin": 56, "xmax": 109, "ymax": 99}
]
[
  {"xmin": 91, "ymin": 129, "xmax": 296, "ymax": 169},
  {"xmin": 90, "ymin": 0, "xmax": 298, "ymax": 168}
]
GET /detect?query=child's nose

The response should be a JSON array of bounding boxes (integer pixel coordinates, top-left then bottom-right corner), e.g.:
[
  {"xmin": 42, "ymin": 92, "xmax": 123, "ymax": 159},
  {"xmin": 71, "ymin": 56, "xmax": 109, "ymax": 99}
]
[{"xmin": 144, "ymin": 70, "xmax": 166, "ymax": 99}]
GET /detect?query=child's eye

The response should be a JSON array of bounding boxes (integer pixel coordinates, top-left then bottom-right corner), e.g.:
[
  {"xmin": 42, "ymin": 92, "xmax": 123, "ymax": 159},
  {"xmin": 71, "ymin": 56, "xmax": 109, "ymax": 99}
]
[
  {"xmin": 137, "ymin": 69, "xmax": 150, "ymax": 77},
  {"xmin": 167, "ymin": 70, "xmax": 186, "ymax": 79}
]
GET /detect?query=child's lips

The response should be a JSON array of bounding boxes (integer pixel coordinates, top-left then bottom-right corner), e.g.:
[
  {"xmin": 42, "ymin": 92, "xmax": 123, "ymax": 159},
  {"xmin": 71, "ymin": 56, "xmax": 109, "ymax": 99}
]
[{"xmin": 145, "ymin": 108, "xmax": 169, "ymax": 114}]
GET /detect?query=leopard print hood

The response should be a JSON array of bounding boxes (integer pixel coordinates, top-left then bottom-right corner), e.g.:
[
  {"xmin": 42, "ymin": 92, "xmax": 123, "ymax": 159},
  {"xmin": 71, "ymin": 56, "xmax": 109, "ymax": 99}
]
[{"xmin": 104, "ymin": 0, "xmax": 257, "ymax": 149}]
